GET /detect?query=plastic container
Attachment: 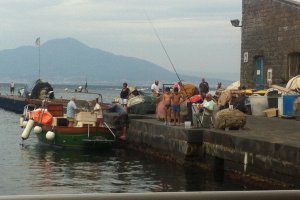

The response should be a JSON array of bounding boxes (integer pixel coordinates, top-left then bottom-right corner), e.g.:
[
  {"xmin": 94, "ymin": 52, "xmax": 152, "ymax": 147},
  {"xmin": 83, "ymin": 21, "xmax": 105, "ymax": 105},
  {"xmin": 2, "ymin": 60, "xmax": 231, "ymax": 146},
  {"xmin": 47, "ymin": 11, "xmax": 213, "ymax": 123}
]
[
  {"xmin": 184, "ymin": 121, "xmax": 191, "ymax": 129},
  {"xmin": 283, "ymin": 95, "xmax": 300, "ymax": 116},
  {"xmin": 249, "ymin": 95, "xmax": 268, "ymax": 116},
  {"xmin": 267, "ymin": 90, "xmax": 280, "ymax": 108}
]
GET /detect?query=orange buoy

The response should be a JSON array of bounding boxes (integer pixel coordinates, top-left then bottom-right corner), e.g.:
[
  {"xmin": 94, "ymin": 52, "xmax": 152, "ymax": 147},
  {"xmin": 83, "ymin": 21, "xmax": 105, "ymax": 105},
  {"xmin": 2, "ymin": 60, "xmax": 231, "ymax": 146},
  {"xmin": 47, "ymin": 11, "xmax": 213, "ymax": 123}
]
[{"xmin": 30, "ymin": 109, "xmax": 53, "ymax": 125}]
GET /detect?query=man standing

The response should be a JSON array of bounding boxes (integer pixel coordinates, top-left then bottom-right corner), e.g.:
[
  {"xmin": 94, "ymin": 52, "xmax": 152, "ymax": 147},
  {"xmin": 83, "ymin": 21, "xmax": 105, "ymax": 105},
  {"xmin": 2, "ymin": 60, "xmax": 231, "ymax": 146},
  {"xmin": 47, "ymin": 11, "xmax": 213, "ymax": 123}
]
[
  {"xmin": 120, "ymin": 82, "xmax": 130, "ymax": 111},
  {"xmin": 10, "ymin": 81, "xmax": 15, "ymax": 95},
  {"xmin": 151, "ymin": 80, "xmax": 161, "ymax": 97},
  {"xmin": 199, "ymin": 78, "xmax": 209, "ymax": 97},
  {"xmin": 107, "ymin": 103, "xmax": 129, "ymax": 140},
  {"xmin": 93, "ymin": 97, "xmax": 103, "ymax": 127},
  {"xmin": 67, "ymin": 97, "xmax": 78, "ymax": 127}
]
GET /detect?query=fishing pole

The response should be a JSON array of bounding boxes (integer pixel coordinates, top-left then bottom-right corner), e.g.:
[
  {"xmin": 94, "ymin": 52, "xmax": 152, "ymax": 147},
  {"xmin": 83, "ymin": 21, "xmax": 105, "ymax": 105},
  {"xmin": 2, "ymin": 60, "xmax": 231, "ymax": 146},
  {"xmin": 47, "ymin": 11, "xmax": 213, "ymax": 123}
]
[
  {"xmin": 144, "ymin": 12, "xmax": 182, "ymax": 83},
  {"xmin": 145, "ymin": 12, "xmax": 204, "ymax": 127}
]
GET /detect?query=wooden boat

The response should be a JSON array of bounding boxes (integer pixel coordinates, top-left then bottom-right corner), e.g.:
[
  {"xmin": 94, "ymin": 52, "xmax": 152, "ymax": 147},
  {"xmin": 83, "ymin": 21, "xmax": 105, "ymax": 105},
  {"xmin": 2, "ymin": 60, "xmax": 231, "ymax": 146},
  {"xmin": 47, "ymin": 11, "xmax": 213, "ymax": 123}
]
[{"xmin": 20, "ymin": 98, "xmax": 116, "ymax": 149}]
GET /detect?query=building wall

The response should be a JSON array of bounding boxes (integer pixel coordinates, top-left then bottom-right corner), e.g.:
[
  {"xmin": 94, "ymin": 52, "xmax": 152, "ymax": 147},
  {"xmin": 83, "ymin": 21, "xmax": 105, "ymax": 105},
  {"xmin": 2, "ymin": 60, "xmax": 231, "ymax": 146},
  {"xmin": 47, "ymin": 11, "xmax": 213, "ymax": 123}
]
[{"xmin": 241, "ymin": 0, "xmax": 300, "ymax": 88}]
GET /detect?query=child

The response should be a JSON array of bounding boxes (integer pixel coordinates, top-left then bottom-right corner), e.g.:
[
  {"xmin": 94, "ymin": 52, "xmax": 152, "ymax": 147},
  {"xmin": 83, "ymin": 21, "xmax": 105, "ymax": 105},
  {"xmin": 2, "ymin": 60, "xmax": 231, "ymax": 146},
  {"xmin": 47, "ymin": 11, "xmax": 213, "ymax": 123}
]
[
  {"xmin": 163, "ymin": 87, "xmax": 172, "ymax": 125},
  {"xmin": 171, "ymin": 87, "xmax": 183, "ymax": 126}
]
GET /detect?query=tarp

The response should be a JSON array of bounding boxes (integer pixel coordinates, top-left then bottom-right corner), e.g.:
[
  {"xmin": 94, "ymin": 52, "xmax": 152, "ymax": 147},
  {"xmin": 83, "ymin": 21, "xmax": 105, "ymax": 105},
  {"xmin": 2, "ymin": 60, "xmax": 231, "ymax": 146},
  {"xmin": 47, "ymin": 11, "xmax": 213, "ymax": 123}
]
[
  {"xmin": 286, "ymin": 75, "xmax": 300, "ymax": 91},
  {"xmin": 226, "ymin": 81, "xmax": 240, "ymax": 90}
]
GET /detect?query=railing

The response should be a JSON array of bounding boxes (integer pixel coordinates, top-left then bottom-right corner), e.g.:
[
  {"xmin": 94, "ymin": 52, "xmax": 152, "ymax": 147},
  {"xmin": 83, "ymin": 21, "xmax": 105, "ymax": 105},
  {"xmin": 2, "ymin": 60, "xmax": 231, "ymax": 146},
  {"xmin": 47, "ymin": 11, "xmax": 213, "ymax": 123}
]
[{"xmin": 1, "ymin": 191, "xmax": 300, "ymax": 200}]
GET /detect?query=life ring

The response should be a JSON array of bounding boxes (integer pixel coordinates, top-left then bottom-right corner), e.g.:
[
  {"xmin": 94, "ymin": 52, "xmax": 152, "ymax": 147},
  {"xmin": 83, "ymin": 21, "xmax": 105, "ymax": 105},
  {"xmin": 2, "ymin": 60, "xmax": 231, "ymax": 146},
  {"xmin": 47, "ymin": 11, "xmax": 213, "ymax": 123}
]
[{"xmin": 30, "ymin": 109, "xmax": 53, "ymax": 125}]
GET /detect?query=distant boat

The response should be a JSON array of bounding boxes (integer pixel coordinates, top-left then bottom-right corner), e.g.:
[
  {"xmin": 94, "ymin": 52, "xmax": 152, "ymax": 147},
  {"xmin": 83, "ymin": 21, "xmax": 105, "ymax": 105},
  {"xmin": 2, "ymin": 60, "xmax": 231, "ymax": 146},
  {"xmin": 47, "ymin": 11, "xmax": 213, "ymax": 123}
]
[{"xmin": 0, "ymin": 79, "xmax": 61, "ymax": 113}]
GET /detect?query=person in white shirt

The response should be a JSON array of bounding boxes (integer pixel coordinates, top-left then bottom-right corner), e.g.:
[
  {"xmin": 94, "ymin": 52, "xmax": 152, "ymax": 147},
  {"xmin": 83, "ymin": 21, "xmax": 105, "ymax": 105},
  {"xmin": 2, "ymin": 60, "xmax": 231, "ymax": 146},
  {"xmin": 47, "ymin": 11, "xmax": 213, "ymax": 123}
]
[
  {"xmin": 151, "ymin": 80, "xmax": 160, "ymax": 97},
  {"xmin": 93, "ymin": 97, "xmax": 103, "ymax": 126}
]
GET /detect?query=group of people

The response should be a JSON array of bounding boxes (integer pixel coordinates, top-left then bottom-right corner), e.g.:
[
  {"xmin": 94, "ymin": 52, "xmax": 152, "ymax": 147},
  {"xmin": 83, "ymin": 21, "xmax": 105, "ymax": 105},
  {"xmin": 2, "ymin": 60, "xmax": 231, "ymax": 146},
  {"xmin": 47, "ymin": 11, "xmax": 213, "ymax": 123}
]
[
  {"xmin": 66, "ymin": 96, "xmax": 129, "ymax": 141},
  {"xmin": 65, "ymin": 78, "xmax": 214, "ymax": 141},
  {"xmin": 151, "ymin": 78, "xmax": 216, "ymax": 127}
]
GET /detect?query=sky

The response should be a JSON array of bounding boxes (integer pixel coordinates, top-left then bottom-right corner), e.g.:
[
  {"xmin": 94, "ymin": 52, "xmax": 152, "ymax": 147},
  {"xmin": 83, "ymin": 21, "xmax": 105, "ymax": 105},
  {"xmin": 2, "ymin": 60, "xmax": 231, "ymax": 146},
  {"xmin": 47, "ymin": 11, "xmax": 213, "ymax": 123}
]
[{"xmin": 0, "ymin": 0, "xmax": 243, "ymax": 80}]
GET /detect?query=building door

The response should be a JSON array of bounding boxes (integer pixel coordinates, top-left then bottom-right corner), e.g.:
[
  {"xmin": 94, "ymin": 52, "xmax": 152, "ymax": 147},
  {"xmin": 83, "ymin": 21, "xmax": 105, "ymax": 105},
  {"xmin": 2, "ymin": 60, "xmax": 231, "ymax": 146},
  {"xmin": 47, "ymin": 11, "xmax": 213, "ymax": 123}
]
[
  {"xmin": 255, "ymin": 56, "xmax": 264, "ymax": 89},
  {"xmin": 288, "ymin": 53, "xmax": 300, "ymax": 79}
]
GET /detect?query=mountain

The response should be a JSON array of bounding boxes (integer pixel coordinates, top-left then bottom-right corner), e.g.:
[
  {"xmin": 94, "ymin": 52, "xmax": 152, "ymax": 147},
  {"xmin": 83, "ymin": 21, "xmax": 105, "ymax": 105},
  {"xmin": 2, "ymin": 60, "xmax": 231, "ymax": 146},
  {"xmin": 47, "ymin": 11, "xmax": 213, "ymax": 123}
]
[{"xmin": 0, "ymin": 37, "xmax": 232, "ymax": 86}]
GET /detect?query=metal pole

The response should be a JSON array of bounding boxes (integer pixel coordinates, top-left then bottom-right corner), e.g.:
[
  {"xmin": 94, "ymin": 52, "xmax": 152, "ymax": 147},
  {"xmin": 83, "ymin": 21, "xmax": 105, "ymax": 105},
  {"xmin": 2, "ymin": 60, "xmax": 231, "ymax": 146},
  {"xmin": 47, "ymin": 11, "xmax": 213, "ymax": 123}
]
[{"xmin": 38, "ymin": 42, "xmax": 40, "ymax": 79}]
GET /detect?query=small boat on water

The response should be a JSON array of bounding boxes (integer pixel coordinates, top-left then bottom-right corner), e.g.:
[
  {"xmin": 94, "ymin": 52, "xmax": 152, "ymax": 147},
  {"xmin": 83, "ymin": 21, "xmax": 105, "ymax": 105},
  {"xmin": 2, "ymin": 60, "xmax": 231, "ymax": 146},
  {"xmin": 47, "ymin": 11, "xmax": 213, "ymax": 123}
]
[
  {"xmin": 0, "ymin": 79, "xmax": 68, "ymax": 114},
  {"xmin": 20, "ymin": 96, "xmax": 116, "ymax": 149}
]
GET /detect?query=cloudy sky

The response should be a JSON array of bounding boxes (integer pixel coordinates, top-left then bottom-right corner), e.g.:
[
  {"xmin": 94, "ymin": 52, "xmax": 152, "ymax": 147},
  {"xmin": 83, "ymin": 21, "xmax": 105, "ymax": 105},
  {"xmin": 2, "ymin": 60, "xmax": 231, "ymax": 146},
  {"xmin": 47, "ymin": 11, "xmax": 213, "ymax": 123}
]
[{"xmin": 0, "ymin": 0, "xmax": 243, "ymax": 79}]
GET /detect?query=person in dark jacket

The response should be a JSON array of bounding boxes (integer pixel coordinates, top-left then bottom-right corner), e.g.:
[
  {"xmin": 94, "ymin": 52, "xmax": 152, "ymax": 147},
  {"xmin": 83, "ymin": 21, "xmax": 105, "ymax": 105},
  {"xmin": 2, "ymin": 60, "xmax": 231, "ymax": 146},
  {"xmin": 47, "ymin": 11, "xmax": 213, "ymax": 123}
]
[
  {"xmin": 120, "ymin": 82, "xmax": 130, "ymax": 111},
  {"xmin": 199, "ymin": 78, "xmax": 209, "ymax": 97}
]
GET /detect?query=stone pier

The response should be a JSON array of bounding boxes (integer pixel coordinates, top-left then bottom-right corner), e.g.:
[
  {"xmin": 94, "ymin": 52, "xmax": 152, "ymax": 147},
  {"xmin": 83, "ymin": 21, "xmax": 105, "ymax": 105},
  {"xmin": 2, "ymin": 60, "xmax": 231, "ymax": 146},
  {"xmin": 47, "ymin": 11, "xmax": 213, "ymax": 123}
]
[{"xmin": 105, "ymin": 113, "xmax": 300, "ymax": 188}]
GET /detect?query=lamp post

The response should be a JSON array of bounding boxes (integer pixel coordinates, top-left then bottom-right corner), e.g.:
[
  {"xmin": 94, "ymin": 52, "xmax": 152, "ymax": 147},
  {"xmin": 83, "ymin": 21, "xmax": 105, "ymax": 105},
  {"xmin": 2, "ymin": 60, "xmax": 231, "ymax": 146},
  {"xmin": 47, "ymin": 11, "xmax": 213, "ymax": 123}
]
[{"xmin": 230, "ymin": 19, "xmax": 242, "ymax": 27}]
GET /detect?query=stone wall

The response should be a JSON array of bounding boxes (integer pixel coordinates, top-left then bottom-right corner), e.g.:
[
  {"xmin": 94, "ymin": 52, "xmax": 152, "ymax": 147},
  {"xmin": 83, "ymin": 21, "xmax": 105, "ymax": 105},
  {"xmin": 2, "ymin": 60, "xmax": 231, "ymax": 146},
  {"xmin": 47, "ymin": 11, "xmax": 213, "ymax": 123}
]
[{"xmin": 241, "ymin": 0, "xmax": 300, "ymax": 88}]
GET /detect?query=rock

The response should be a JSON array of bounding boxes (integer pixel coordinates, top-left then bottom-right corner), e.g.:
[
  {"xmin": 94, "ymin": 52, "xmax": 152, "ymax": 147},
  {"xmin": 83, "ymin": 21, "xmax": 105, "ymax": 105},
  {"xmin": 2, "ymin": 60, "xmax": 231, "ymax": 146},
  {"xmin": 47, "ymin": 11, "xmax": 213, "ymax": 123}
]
[{"xmin": 214, "ymin": 108, "xmax": 246, "ymax": 130}]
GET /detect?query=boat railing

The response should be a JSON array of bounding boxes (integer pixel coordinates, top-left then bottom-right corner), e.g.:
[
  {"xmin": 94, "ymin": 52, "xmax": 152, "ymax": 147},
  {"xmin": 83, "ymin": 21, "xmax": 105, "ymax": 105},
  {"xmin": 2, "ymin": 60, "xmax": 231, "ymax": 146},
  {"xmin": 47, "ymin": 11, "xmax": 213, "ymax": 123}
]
[{"xmin": 68, "ymin": 91, "xmax": 103, "ymax": 103}]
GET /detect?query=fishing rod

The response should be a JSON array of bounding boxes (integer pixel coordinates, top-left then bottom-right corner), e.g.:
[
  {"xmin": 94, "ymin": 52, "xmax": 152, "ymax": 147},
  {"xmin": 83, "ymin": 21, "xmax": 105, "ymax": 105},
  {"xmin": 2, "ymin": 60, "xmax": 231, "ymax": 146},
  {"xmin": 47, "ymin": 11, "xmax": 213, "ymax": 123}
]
[
  {"xmin": 145, "ymin": 12, "xmax": 204, "ymax": 127},
  {"xmin": 145, "ymin": 13, "xmax": 182, "ymax": 83}
]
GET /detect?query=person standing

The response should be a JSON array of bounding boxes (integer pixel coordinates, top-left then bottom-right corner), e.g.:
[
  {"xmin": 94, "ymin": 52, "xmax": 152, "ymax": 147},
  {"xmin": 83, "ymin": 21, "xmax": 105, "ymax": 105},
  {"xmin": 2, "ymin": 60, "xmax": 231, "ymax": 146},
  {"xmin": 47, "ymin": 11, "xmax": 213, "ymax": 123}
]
[
  {"xmin": 107, "ymin": 103, "xmax": 129, "ymax": 140},
  {"xmin": 171, "ymin": 87, "xmax": 183, "ymax": 126},
  {"xmin": 67, "ymin": 97, "xmax": 78, "ymax": 127},
  {"xmin": 151, "ymin": 80, "xmax": 161, "ymax": 97},
  {"xmin": 10, "ymin": 81, "xmax": 15, "ymax": 95},
  {"xmin": 199, "ymin": 78, "xmax": 209, "ymax": 97},
  {"xmin": 120, "ymin": 82, "xmax": 130, "ymax": 111},
  {"xmin": 162, "ymin": 87, "xmax": 172, "ymax": 125},
  {"xmin": 93, "ymin": 97, "xmax": 103, "ymax": 127}
]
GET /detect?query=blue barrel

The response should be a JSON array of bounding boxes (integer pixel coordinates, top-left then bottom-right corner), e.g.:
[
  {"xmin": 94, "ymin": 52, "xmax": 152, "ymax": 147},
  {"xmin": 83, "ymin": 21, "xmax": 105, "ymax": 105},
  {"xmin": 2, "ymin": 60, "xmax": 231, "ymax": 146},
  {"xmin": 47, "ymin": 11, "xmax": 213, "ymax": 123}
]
[{"xmin": 283, "ymin": 95, "xmax": 300, "ymax": 116}]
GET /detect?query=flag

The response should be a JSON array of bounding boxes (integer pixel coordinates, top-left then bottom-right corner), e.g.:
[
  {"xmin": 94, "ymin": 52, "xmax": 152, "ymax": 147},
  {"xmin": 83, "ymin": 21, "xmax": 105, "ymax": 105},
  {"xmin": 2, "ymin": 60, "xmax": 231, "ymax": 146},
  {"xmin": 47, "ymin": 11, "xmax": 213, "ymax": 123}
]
[{"xmin": 35, "ymin": 37, "xmax": 40, "ymax": 46}]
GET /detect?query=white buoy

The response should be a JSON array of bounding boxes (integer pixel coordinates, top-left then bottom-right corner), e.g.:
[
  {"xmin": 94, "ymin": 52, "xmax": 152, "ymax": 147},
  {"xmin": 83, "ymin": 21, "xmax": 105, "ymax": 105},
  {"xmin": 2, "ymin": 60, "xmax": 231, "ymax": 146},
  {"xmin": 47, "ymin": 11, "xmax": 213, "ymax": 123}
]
[
  {"xmin": 22, "ymin": 121, "xmax": 28, "ymax": 127},
  {"xmin": 21, "ymin": 119, "xmax": 35, "ymax": 140},
  {"xmin": 33, "ymin": 126, "xmax": 42, "ymax": 134},
  {"xmin": 46, "ymin": 131, "xmax": 55, "ymax": 141},
  {"xmin": 19, "ymin": 117, "xmax": 24, "ymax": 127}
]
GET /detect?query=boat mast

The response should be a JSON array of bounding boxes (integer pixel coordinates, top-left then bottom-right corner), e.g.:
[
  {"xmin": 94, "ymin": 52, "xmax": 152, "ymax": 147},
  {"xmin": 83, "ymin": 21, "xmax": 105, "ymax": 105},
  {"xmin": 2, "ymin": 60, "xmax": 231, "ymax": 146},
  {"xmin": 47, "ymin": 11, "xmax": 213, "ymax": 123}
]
[{"xmin": 35, "ymin": 37, "xmax": 41, "ymax": 79}]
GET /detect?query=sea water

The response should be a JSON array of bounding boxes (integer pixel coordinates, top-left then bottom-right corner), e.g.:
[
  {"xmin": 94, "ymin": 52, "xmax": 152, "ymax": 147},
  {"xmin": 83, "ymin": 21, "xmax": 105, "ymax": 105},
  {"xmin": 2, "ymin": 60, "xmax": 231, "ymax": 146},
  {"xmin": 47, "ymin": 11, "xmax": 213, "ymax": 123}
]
[{"xmin": 0, "ymin": 84, "xmax": 256, "ymax": 195}]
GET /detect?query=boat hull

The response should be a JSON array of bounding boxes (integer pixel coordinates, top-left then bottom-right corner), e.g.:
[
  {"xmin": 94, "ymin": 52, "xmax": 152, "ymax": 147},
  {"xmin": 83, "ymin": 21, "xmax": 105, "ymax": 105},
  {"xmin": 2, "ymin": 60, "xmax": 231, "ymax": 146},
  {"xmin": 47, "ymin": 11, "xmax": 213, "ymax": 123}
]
[{"xmin": 37, "ymin": 125, "xmax": 115, "ymax": 149}]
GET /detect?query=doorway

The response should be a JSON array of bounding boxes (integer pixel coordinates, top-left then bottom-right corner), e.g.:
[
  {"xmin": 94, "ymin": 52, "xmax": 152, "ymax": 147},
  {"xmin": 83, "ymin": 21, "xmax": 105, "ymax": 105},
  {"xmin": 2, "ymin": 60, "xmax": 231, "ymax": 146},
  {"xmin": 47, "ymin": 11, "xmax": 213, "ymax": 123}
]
[{"xmin": 255, "ymin": 56, "xmax": 265, "ymax": 89}]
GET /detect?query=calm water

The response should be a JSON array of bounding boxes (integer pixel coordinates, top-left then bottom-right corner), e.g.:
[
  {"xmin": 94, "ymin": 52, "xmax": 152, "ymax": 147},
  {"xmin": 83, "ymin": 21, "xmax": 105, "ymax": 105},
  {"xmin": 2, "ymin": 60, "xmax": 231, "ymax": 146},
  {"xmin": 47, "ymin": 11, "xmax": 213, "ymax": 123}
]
[{"xmin": 0, "ymin": 84, "xmax": 255, "ymax": 195}]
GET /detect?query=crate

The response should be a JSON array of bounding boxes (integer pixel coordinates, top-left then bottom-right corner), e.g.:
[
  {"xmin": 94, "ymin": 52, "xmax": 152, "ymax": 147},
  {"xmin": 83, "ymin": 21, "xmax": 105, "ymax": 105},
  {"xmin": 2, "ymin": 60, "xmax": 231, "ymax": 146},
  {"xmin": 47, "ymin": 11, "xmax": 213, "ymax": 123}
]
[{"xmin": 263, "ymin": 108, "xmax": 278, "ymax": 118}]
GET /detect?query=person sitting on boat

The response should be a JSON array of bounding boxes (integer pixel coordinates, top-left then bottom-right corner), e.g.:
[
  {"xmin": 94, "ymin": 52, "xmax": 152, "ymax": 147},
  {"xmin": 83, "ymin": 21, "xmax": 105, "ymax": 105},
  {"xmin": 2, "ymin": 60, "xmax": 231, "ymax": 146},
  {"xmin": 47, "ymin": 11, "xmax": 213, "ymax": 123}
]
[
  {"xmin": 107, "ymin": 103, "xmax": 129, "ymax": 140},
  {"xmin": 67, "ymin": 96, "xmax": 79, "ymax": 127},
  {"xmin": 93, "ymin": 97, "xmax": 103, "ymax": 127}
]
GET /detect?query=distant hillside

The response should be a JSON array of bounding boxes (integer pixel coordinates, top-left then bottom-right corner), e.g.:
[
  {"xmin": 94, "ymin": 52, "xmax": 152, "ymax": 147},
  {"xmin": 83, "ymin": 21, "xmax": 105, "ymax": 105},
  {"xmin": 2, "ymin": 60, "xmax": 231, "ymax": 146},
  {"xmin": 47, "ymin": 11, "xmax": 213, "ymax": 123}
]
[{"xmin": 0, "ymin": 37, "xmax": 232, "ymax": 86}]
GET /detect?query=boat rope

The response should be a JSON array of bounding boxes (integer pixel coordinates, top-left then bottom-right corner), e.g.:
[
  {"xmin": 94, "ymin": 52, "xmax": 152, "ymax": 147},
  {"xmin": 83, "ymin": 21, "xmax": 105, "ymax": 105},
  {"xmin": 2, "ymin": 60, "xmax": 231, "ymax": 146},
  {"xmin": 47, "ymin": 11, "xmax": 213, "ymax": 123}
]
[{"xmin": 104, "ymin": 122, "xmax": 116, "ymax": 140}]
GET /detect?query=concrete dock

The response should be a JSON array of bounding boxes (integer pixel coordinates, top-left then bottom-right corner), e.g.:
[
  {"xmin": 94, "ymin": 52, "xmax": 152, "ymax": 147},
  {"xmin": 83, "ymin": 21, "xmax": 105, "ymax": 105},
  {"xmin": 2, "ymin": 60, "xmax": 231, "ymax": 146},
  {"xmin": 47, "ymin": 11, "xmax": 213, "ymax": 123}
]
[{"xmin": 106, "ymin": 113, "xmax": 300, "ymax": 188}]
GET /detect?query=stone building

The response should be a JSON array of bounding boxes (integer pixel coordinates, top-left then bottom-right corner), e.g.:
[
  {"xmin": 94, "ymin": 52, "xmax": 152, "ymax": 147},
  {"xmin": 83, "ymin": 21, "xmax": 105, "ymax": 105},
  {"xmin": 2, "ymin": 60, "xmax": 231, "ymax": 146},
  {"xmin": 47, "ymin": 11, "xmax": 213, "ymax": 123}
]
[{"xmin": 240, "ymin": 0, "xmax": 300, "ymax": 89}]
